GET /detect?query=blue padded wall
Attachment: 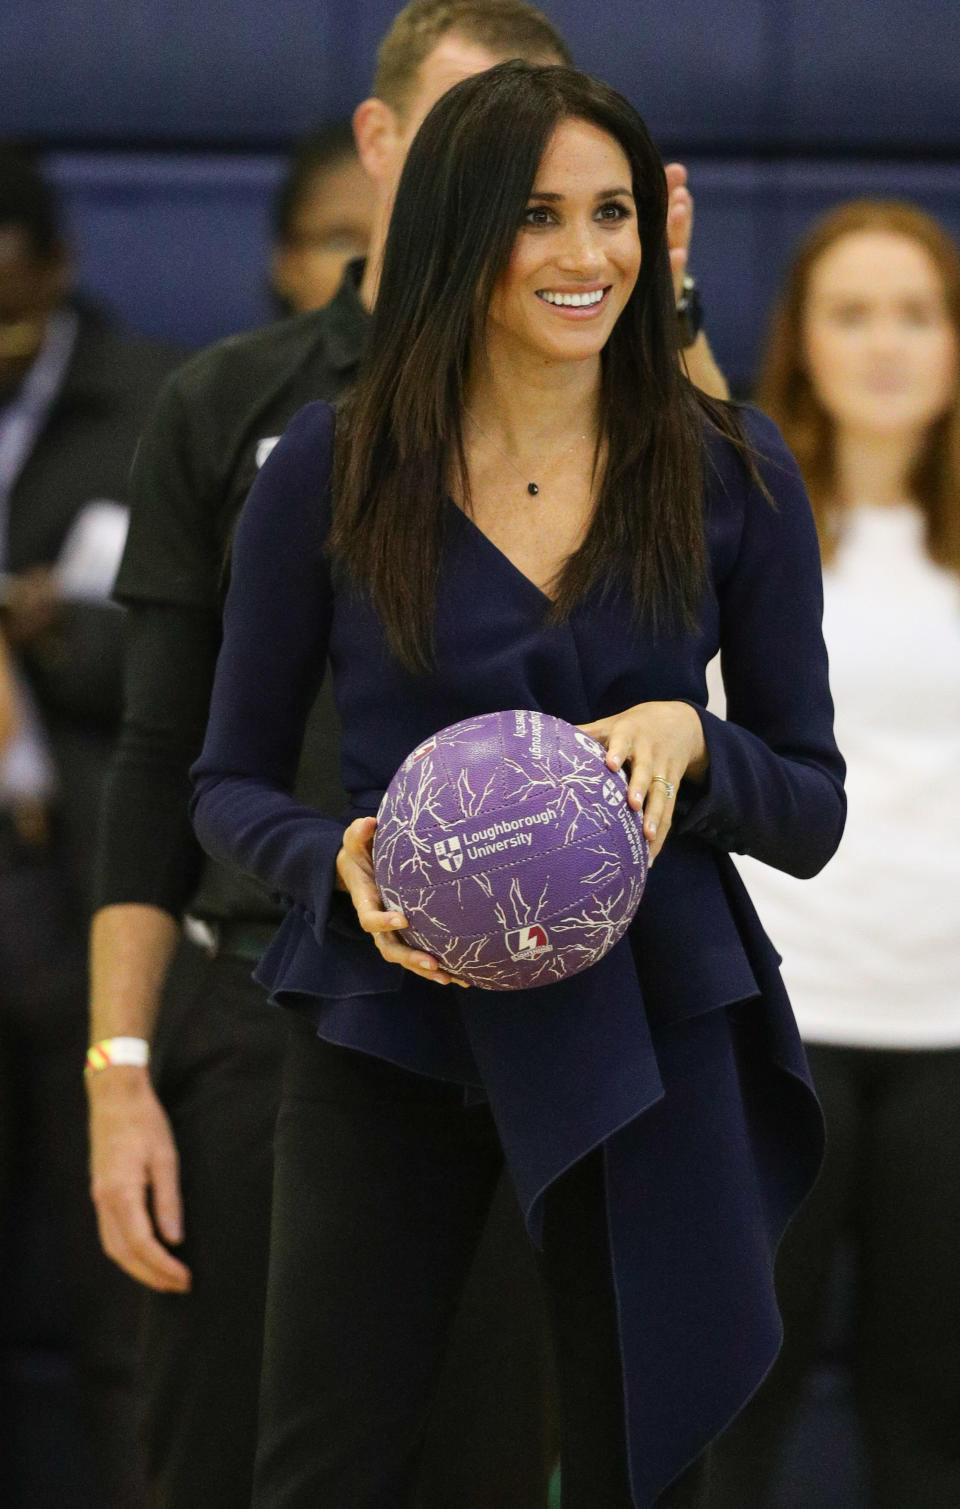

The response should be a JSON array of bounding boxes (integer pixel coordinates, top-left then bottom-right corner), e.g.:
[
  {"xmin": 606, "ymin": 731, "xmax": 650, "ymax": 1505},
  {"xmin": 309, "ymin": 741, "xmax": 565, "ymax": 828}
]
[
  {"xmin": 780, "ymin": 0, "xmax": 959, "ymax": 148},
  {"xmin": 3, "ymin": 1, "xmax": 955, "ymax": 150},
  {"xmin": 0, "ymin": 1, "xmax": 355, "ymax": 143},
  {"xmin": 50, "ymin": 154, "xmax": 285, "ymax": 350}
]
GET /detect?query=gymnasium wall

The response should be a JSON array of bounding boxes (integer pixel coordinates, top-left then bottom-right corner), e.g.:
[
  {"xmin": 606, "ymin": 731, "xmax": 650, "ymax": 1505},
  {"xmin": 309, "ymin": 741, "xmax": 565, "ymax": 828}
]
[{"xmin": 1, "ymin": 0, "xmax": 956, "ymax": 388}]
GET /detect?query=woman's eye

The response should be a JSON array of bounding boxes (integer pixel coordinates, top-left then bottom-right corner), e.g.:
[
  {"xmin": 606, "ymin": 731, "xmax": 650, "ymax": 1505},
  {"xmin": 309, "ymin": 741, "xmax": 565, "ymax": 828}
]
[
  {"xmin": 523, "ymin": 206, "xmax": 554, "ymax": 227},
  {"xmin": 596, "ymin": 201, "xmax": 629, "ymax": 222},
  {"xmin": 901, "ymin": 301, "xmax": 937, "ymax": 328},
  {"xmin": 831, "ymin": 305, "xmax": 868, "ymax": 327}
]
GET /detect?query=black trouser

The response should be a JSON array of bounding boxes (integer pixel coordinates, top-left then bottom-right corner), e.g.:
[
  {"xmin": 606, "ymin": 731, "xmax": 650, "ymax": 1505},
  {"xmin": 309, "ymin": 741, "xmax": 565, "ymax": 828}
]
[
  {"xmin": 709, "ymin": 1042, "xmax": 960, "ymax": 1509},
  {"xmin": 142, "ymin": 940, "xmax": 562, "ymax": 1509},
  {"xmin": 255, "ymin": 1018, "xmax": 711, "ymax": 1509},
  {"xmin": 0, "ymin": 838, "xmax": 147, "ymax": 1509},
  {"xmin": 140, "ymin": 942, "xmax": 287, "ymax": 1509}
]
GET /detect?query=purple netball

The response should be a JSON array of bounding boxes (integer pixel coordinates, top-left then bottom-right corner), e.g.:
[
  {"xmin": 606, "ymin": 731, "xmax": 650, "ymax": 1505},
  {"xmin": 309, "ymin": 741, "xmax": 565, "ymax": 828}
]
[{"xmin": 373, "ymin": 709, "xmax": 648, "ymax": 991}]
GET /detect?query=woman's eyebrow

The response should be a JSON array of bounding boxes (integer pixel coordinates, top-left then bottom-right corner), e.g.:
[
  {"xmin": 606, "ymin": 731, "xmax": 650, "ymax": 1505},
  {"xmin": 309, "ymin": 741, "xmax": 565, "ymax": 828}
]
[{"xmin": 528, "ymin": 186, "xmax": 635, "ymax": 202}]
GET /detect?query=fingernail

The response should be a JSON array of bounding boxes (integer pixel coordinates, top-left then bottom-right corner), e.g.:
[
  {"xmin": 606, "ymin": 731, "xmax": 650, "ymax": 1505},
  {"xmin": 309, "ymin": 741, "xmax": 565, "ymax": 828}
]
[
  {"xmin": 387, "ymin": 914, "xmax": 405, "ymax": 927},
  {"xmin": 608, "ymin": 755, "xmax": 621, "ymax": 771},
  {"xmin": 647, "ymin": 821, "xmax": 658, "ymax": 838}
]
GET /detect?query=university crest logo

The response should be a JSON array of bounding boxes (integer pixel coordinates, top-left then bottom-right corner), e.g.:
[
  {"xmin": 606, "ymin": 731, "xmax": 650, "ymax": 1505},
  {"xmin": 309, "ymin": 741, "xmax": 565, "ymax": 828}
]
[{"xmin": 433, "ymin": 836, "xmax": 463, "ymax": 872}]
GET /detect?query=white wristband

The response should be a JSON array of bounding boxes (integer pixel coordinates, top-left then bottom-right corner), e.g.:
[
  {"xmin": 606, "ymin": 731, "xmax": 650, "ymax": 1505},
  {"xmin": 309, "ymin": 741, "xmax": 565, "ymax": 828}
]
[{"xmin": 85, "ymin": 1036, "xmax": 151, "ymax": 1075}]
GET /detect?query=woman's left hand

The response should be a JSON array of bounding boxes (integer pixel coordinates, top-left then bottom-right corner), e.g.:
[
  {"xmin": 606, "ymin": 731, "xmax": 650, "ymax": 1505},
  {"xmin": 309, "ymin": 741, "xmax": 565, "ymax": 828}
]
[{"xmin": 576, "ymin": 702, "xmax": 709, "ymax": 865}]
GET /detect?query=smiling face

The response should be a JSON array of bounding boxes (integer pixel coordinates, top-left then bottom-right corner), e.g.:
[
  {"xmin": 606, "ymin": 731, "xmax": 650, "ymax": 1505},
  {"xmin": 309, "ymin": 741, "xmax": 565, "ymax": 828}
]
[
  {"xmin": 803, "ymin": 229, "xmax": 958, "ymax": 439},
  {"xmin": 485, "ymin": 116, "xmax": 642, "ymax": 368}
]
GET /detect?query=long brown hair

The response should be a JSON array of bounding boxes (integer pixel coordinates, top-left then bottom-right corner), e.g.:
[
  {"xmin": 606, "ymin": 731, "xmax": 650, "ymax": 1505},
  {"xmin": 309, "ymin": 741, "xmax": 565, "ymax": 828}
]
[
  {"xmin": 331, "ymin": 61, "xmax": 750, "ymax": 672},
  {"xmin": 756, "ymin": 199, "xmax": 960, "ymax": 571}
]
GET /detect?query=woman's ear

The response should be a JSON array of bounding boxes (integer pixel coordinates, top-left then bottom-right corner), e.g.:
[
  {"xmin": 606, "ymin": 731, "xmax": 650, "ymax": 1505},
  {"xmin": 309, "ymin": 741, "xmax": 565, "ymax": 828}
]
[{"xmin": 353, "ymin": 97, "xmax": 401, "ymax": 185}]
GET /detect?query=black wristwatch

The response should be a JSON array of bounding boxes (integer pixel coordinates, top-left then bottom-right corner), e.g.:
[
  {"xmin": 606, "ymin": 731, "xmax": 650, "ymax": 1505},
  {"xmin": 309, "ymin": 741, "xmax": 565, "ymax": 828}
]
[{"xmin": 676, "ymin": 273, "xmax": 703, "ymax": 349}]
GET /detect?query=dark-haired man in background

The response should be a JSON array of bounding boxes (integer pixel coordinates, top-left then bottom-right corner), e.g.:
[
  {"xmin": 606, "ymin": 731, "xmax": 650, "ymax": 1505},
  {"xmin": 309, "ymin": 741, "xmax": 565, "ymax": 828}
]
[
  {"xmin": 270, "ymin": 121, "xmax": 376, "ymax": 316},
  {"xmin": 0, "ymin": 142, "xmax": 177, "ymax": 1507},
  {"xmin": 88, "ymin": 4, "xmax": 727, "ymax": 1507}
]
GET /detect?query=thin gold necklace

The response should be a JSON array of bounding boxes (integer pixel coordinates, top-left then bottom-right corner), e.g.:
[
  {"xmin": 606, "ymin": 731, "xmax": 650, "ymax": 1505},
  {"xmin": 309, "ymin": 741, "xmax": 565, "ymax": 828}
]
[{"xmin": 465, "ymin": 410, "xmax": 592, "ymax": 497}]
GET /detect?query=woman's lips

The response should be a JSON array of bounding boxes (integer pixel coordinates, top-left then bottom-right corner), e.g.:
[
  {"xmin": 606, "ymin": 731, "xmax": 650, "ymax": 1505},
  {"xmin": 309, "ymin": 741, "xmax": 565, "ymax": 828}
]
[{"xmin": 534, "ymin": 286, "xmax": 611, "ymax": 319}]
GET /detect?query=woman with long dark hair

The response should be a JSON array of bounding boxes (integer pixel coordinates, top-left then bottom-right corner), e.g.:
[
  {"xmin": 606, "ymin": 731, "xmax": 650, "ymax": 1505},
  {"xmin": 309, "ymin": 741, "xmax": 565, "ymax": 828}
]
[
  {"xmin": 710, "ymin": 201, "xmax": 960, "ymax": 1509},
  {"xmin": 191, "ymin": 63, "xmax": 845, "ymax": 1509}
]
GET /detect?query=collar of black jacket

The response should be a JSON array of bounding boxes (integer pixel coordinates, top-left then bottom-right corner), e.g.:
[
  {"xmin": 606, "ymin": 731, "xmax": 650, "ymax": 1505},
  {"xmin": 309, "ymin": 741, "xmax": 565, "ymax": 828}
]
[{"xmin": 323, "ymin": 259, "xmax": 370, "ymax": 375}]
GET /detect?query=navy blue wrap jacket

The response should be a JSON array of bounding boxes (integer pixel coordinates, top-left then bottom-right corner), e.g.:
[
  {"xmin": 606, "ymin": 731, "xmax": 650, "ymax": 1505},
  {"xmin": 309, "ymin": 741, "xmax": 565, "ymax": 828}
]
[{"xmin": 192, "ymin": 399, "xmax": 845, "ymax": 1505}]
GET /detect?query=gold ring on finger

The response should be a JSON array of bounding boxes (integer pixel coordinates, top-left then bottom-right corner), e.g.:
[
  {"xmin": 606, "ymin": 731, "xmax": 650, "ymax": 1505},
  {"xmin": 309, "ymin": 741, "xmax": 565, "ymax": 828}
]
[{"xmin": 650, "ymin": 774, "xmax": 676, "ymax": 800}]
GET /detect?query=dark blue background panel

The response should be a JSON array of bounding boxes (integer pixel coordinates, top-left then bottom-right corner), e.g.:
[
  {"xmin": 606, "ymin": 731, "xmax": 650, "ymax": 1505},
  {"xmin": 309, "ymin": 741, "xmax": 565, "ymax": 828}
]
[
  {"xmin": 531, "ymin": 0, "xmax": 773, "ymax": 147},
  {"xmin": 2, "ymin": 0, "xmax": 953, "ymax": 150},
  {"xmin": 0, "ymin": 0, "xmax": 353, "ymax": 144},
  {"xmin": 50, "ymin": 153, "xmax": 285, "ymax": 350},
  {"xmin": 1, "ymin": 0, "xmax": 769, "ymax": 147},
  {"xmin": 782, "ymin": 0, "xmax": 960, "ymax": 148}
]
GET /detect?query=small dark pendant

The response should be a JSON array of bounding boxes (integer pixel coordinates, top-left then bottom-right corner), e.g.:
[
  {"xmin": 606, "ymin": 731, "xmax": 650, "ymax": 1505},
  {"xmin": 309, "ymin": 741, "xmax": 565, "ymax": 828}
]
[{"xmin": 527, "ymin": 482, "xmax": 539, "ymax": 496}]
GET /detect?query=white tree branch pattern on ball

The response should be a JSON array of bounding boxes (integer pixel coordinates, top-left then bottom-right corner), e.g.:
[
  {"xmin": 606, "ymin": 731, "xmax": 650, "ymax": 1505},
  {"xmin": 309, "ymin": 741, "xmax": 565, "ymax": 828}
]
[{"xmin": 372, "ymin": 711, "xmax": 647, "ymax": 990}]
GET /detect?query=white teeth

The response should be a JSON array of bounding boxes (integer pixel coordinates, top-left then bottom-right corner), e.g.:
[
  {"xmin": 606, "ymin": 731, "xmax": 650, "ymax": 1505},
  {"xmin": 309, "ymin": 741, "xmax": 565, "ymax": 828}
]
[{"xmin": 537, "ymin": 288, "xmax": 605, "ymax": 307}]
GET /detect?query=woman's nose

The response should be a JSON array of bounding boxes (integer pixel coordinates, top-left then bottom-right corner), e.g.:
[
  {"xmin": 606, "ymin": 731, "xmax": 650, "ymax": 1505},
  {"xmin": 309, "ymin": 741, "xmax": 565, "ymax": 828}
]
[
  {"xmin": 554, "ymin": 225, "xmax": 606, "ymax": 274},
  {"xmin": 867, "ymin": 314, "xmax": 908, "ymax": 353}
]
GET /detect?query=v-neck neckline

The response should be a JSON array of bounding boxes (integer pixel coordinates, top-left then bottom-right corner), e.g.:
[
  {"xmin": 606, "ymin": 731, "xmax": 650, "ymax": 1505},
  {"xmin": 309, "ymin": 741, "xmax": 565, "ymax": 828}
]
[{"xmin": 447, "ymin": 497, "xmax": 556, "ymax": 608}]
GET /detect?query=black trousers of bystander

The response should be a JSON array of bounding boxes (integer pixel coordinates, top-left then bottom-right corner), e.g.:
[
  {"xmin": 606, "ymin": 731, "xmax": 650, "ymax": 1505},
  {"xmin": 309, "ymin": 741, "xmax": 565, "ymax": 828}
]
[
  {"xmin": 0, "ymin": 831, "xmax": 147, "ymax": 1509},
  {"xmin": 708, "ymin": 1041, "xmax": 960, "ymax": 1509}
]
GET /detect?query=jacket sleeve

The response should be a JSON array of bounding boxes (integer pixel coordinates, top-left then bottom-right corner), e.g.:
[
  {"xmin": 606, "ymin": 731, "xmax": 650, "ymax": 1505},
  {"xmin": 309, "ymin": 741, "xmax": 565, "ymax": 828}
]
[
  {"xmin": 674, "ymin": 410, "xmax": 846, "ymax": 879},
  {"xmin": 97, "ymin": 354, "xmax": 234, "ymax": 914},
  {"xmin": 94, "ymin": 600, "xmax": 217, "ymax": 913},
  {"xmin": 189, "ymin": 401, "xmax": 344, "ymax": 926}
]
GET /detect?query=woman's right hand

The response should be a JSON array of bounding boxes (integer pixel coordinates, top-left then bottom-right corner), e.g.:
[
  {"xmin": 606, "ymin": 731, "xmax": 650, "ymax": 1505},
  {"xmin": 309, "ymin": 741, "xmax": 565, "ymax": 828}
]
[{"xmin": 335, "ymin": 817, "xmax": 468, "ymax": 987}]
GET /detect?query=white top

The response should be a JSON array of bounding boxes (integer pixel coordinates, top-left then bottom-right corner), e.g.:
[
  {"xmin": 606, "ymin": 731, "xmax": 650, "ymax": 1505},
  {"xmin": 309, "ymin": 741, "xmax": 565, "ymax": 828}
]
[{"xmin": 723, "ymin": 502, "xmax": 960, "ymax": 1048}]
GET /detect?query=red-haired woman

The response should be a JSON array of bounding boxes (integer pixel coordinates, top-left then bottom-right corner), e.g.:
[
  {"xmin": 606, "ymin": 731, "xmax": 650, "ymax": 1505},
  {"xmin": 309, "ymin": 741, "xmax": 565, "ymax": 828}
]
[{"xmin": 714, "ymin": 201, "xmax": 960, "ymax": 1509}]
